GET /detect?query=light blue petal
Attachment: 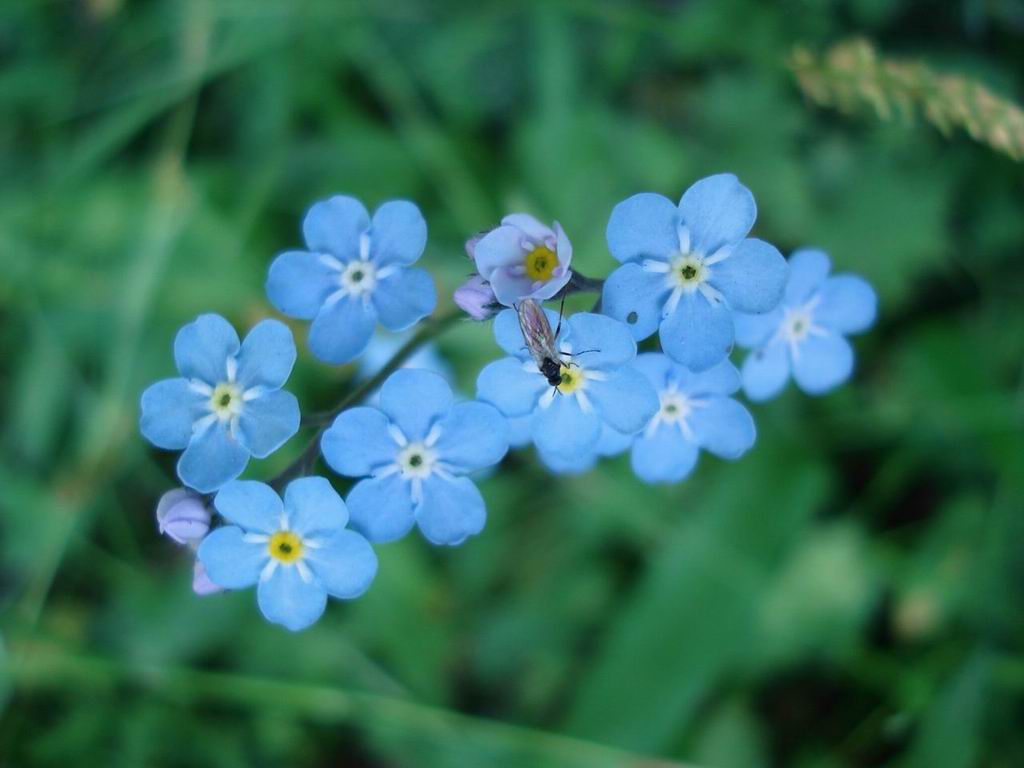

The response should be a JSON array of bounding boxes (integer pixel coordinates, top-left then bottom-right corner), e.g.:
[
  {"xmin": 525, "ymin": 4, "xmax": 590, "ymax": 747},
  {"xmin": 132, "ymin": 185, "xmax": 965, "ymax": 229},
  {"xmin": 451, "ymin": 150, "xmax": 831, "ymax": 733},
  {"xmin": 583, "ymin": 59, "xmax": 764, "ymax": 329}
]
[
  {"xmin": 492, "ymin": 306, "xmax": 562, "ymax": 358},
  {"xmin": 139, "ymin": 378, "xmax": 206, "ymax": 450},
  {"xmin": 321, "ymin": 407, "xmax": 397, "ymax": 477},
  {"xmin": 586, "ymin": 368, "xmax": 659, "ymax": 435},
  {"xmin": 785, "ymin": 248, "xmax": 831, "ymax": 305},
  {"xmin": 302, "ymin": 195, "xmax": 369, "ymax": 260},
  {"xmin": 257, "ymin": 565, "xmax": 327, "ymax": 631},
  {"xmin": 177, "ymin": 421, "xmax": 249, "ymax": 493},
  {"xmin": 284, "ymin": 476, "xmax": 348, "ymax": 536},
  {"xmin": 605, "ymin": 192, "xmax": 678, "ymax": 263},
  {"xmin": 369, "ymin": 200, "xmax": 427, "ymax": 267},
  {"xmin": 741, "ymin": 342, "xmax": 791, "ymax": 402},
  {"xmin": 474, "ymin": 225, "xmax": 525, "ymax": 277},
  {"xmin": 476, "ymin": 358, "xmax": 547, "ymax": 417},
  {"xmin": 632, "ymin": 352, "xmax": 674, "ymax": 391},
  {"xmin": 235, "ymin": 319, "xmax": 297, "ymax": 390},
  {"xmin": 596, "ymin": 424, "xmax": 634, "ymax": 457},
  {"xmin": 659, "ymin": 293, "xmax": 734, "ymax": 372},
  {"xmin": 815, "ymin": 275, "xmax": 877, "ymax": 335},
  {"xmin": 734, "ymin": 307, "xmax": 783, "ymax": 348},
  {"xmin": 564, "ymin": 313, "xmax": 637, "ymax": 371},
  {"xmin": 678, "ymin": 173, "xmax": 756, "ymax": 256},
  {"xmin": 507, "ymin": 414, "xmax": 533, "ymax": 448},
  {"xmin": 197, "ymin": 526, "xmax": 266, "ymax": 589},
  {"xmin": 792, "ymin": 332, "xmax": 854, "ymax": 395},
  {"xmin": 346, "ymin": 475, "xmax": 416, "ymax": 543},
  {"xmin": 308, "ymin": 295, "xmax": 376, "ymax": 365},
  {"xmin": 537, "ymin": 444, "xmax": 598, "ymax": 475},
  {"xmin": 266, "ymin": 250, "xmax": 338, "ymax": 320},
  {"xmin": 489, "ymin": 267, "xmax": 571, "ymax": 306},
  {"xmin": 601, "ymin": 262, "xmax": 670, "ymax": 341},
  {"xmin": 531, "ymin": 395, "xmax": 601, "ymax": 458},
  {"xmin": 379, "ymin": 368, "xmax": 453, "ymax": 441},
  {"xmin": 214, "ymin": 480, "xmax": 283, "ymax": 533},
  {"xmin": 174, "ymin": 314, "xmax": 239, "ymax": 385},
  {"xmin": 372, "ymin": 267, "xmax": 436, "ymax": 331},
  {"xmin": 631, "ymin": 425, "xmax": 699, "ymax": 484},
  {"xmin": 710, "ymin": 238, "xmax": 787, "ymax": 314},
  {"xmin": 236, "ymin": 390, "xmax": 300, "ymax": 459},
  {"xmin": 678, "ymin": 358, "xmax": 742, "ymax": 396},
  {"xmin": 433, "ymin": 401, "xmax": 509, "ymax": 473},
  {"xmin": 305, "ymin": 530, "xmax": 377, "ymax": 598},
  {"xmin": 689, "ymin": 396, "xmax": 756, "ymax": 459},
  {"xmin": 416, "ymin": 476, "xmax": 486, "ymax": 546}
]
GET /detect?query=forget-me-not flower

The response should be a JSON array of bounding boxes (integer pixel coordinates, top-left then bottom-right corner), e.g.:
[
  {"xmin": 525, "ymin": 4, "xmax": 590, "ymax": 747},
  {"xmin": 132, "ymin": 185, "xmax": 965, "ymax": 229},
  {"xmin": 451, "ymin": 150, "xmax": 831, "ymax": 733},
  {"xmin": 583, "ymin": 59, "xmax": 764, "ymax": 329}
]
[
  {"xmin": 266, "ymin": 196, "xmax": 437, "ymax": 364},
  {"xmin": 198, "ymin": 478, "xmax": 377, "ymax": 631},
  {"xmin": 537, "ymin": 424, "xmax": 634, "ymax": 476},
  {"xmin": 140, "ymin": 314, "xmax": 301, "ymax": 493},
  {"xmin": 630, "ymin": 354, "xmax": 755, "ymax": 484},
  {"xmin": 735, "ymin": 249, "xmax": 878, "ymax": 400},
  {"xmin": 602, "ymin": 174, "xmax": 788, "ymax": 372},
  {"xmin": 321, "ymin": 369, "xmax": 509, "ymax": 546},
  {"xmin": 472, "ymin": 214, "xmax": 573, "ymax": 306},
  {"xmin": 476, "ymin": 309, "xmax": 658, "ymax": 461}
]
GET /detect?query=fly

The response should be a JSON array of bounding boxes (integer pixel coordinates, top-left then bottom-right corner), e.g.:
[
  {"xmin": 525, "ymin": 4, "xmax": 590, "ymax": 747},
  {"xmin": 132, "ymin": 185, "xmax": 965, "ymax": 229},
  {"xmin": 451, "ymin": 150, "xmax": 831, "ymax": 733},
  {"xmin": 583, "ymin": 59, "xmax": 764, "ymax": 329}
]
[{"xmin": 516, "ymin": 298, "xmax": 567, "ymax": 387}]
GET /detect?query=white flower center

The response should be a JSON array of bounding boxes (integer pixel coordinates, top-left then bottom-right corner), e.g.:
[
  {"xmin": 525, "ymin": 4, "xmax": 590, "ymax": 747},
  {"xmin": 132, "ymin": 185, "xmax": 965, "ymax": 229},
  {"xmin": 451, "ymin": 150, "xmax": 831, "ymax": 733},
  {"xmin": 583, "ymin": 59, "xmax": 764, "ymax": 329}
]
[
  {"xmin": 397, "ymin": 442, "xmax": 437, "ymax": 479},
  {"xmin": 209, "ymin": 382, "xmax": 243, "ymax": 420},
  {"xmin": 376, "ymin": 423, "xmax": 449, "ymax": 504},
  {"xmin": 774, "ymin": 297, "xmax": 827, "ymax": 360},
  {"xmin": 647, "ymin": 386, "xmax": 705, "ymax": 440},
  {"xmin": 340, "ymin": 260, "xmax": 377, "ymax": 296},
  {"xmin": 667, "ymin": 253, "xmax": 709, "ymax": 293}
]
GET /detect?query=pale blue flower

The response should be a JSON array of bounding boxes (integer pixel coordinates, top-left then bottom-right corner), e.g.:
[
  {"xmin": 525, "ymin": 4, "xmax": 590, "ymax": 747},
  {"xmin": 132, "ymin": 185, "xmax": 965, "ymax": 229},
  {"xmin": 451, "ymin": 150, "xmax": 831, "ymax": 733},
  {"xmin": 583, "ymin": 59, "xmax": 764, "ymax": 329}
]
[
  {"xmin": 198, "ymin": 478, "xmax": 377, "ymax": 631},
  {"xmin": 140, "ymin": 314, "xmax": 300, "ymax": 493},
  {"xmin": 602, "ymin": 174, "xmax": 788, "ymax": 371},
  {"xmin": 735, "ymin": 249, "xmax": 878, "ymax": 400},
  {"xmin": 266, "ymin": 196, "xmax": 437, "ymax": 364},
  {"xmin": 472, "ymin": 214, "xmax": 573, "ymax": 306}
]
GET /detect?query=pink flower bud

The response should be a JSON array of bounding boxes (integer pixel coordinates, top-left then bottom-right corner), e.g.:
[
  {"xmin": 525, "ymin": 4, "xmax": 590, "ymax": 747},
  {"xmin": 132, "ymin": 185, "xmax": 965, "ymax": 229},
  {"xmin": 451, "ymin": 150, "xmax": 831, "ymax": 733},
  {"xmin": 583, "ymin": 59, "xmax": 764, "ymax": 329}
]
[
  {"xmin": 453, "ymin": 275, "xmax": 500, "ymax": 321},
  {"xmin": 156, "ymin": 489, "xmax": 210, "ymax": 546},
  {"xmin": 192, "ymin": 560, "xmax": 223, "ymax": 596}
]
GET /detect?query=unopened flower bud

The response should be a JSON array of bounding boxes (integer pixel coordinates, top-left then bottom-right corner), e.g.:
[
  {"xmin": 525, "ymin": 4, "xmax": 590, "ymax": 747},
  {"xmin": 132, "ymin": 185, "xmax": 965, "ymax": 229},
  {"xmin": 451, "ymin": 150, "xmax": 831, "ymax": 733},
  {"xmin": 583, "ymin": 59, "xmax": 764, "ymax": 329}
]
[
  {"xmin": 192, "ymin": 560, "xmax": 223, "ymax": 596},
  {"xmin": 453, "ymin": 275, "xmax": 500, "ymax": 321},
  {"xmin": 156, "ymin": 489, "xmax": 210, "ymax": 546}
]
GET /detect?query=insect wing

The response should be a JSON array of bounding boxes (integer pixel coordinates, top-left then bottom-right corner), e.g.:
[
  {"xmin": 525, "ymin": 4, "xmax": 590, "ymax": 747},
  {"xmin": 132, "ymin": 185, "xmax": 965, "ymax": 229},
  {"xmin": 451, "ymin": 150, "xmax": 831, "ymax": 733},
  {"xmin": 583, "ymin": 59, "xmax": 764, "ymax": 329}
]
[{"xmin": 516, "ymin": 300, "xmax": 559, "ymax": 368}]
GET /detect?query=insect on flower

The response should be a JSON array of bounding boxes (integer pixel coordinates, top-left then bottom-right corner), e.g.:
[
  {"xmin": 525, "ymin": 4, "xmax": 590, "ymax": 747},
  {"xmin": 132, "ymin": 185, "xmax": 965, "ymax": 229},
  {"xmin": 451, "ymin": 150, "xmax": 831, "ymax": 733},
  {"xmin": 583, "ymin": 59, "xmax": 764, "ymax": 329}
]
[{"xmin": 516, "ymin": 298, "xmax": 568, "ymax": 387}]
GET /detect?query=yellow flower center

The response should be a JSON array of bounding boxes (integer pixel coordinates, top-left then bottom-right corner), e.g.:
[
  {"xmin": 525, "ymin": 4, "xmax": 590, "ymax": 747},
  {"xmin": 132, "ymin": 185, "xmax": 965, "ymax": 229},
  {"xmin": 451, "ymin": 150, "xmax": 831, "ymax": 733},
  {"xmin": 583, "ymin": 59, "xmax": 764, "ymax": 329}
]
[
  {"xmin": 669, "ymin": 254, "xmax": 708, "ymax": 291},
  {"xmin": 556, "ymin": 365, "xmax": 584, "ymax": 395},
  {"xmin": 268, "ymin": 531, "xmax": 303, "ymax": 563},
  {"xmin": 525, "ymin": 245, "xmax": 557, "ymax": 281}
]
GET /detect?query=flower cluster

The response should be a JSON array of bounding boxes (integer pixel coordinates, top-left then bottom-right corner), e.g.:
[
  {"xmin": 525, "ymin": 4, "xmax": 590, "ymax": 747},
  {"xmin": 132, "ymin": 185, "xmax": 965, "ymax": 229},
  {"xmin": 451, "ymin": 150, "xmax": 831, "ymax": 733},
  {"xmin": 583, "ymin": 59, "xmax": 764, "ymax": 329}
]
[{"xmin": 141, "ymin": 176, "xmax": 876, "ymax": 630}]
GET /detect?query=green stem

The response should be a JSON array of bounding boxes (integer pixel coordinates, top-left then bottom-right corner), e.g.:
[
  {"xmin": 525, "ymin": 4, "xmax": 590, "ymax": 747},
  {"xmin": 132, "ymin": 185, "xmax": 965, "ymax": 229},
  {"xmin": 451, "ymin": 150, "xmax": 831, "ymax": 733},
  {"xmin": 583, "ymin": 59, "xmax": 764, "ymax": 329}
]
[{"xmin": 269, "ymin": 308, "xmax": 463, "ymax": 488}]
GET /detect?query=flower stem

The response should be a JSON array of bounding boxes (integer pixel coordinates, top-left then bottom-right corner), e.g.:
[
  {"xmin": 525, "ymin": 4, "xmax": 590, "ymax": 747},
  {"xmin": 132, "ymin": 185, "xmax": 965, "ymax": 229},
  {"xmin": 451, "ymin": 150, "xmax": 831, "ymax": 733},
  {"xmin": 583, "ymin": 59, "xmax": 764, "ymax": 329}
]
[{"xmin": 269, "ymin": 308, "xmax": 464, "ymax": 489}]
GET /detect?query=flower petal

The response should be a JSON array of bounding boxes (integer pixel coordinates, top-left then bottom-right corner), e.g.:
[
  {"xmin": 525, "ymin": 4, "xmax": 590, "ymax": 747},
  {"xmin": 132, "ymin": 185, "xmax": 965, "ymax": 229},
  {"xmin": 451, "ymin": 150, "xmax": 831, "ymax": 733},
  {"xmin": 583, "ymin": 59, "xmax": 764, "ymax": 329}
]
[
  {"xmin": 784, "ymin": 248, "xmax": 832, "ymax": 305},
  {"xmin": 474, "ymin": 225, "xmax": 526, "ymax": 278},
  {"xmin": 379, "ymin": 369, "xmax": 453, "ymax": 441},
  {"xmin": 139, "ymin": 378, "xmax": 207, "ymax": 450},
  {"xmin": 372, "ymin": 267, "xmax": 436, "ymax": 332},
  {"xmin": 346, "ymin": 475, "xmax": 416, "ymax": 543},
  {"xmin": 631, "ymin": 425, "xmax": 699, "ymax": 484},
  {"xmin": 416, "ymin": 476, "xmax": 486, "ymax": 546},
  {"xmin": 308, "ymin": 295, "xmax": 376, "ymax": 365},
  {"xmin": 305, "ymin": 530, "xmax": 377, "ymax": 598},
  {"xmin": 432, "ymin": 401, "xmax": 509, "ymax": 473},
  {"xmin": 235, "ymin": 319, "xmax": 297, "ymax": 390},
  {"xmin": 369, "ymin": 200, "xmax": 427, "ymax": 267},
  {"xmin": 266, "ymin": 250, "xmax": 338, "ymax": 320},
  {"xmin": 236, "ymin": 390, "xmax": 300, "ymax": 459},
  {"xmin": 321, "ymin": 406, "xmax": 398, "ymax": 477},
  {"xmin": 302, "ymin": 195, "xmax": 369, "ymax": 260},
  {"xmin": 632, "ymin": 352, "xmax": 675, "ymax": 391},
  {"xmin": 177, "ymin": 421, "xmax": 249, "ymax": 493},
  {"xmin": 659, "ymin": 293, "xmax": 734, "ymax": 372},
  {"xmin": 489, "ymin": 267, "xmax": 570, "ymax": 305},
  {"xmin": 531, "ymin": 395, "xmax": 601, "ymax": 458},
  {"xmin": 815, "ymin": 275, "xmax": 877, "ymax": 335},
  {"xmin": 601, "ymin": 262, "xmax": 670, "ymax": 341},
  {"xmin": 537, "ymin": 444, "xmax": 598, "ymax": 475},
  {"xmin": 501, "ymin": 213, "xmax": 553, "ymax": 242},
  {"xmin": 710, "ymin": 238, "xmax": 787, "ymax": 313},
  {"xmin": 605, "ymin": 192, "xmax": 678, "ymax": 263},
  {"xmin": 214, "ymin": 480, "xmax": 283, "ymax": 533},
  {"xmin": 678, "ymin": 173, "xmax": 756, "ymax": 256},
  {"xmin": 585, "ymin": 368, "xmax": 659, "ymax": 435},
  {"xmin": 676, "ymin": 358, "xmax": 742, "ymax": 396},
  {"xmin": 492, "ymin": 307, "xmax": 561, "ymax": 358},
  {"xmin": 476, "ymin": 358, "xmax": 547, "ymax": 417},
  {"xmin": 284, "ymin": 476, "xmax": 348, "ymax": 536},
  {"xmin": 689, "ymin": 396, "xmax": 756, "ymax": 459},
  {"xmin": 564, "ymin": 312, "xmax": 637, "ymax": 370},
  {"xmin": 197, "ymin": 526, "xmax": 266, "ymax": 589},
  {"xmin": 174, "ymin": 314, "xmax": 239, "ymax": 385},
  {"xmin": 257, "ymin": 565, "xmax": 327, "ymax": 631},
  {"xmin": 792, "ymin": 332, "xmax": 855, "ymax": 395},
  {"xmin": 734, "ymin": 307, "xmax": 783, "ymax": 348},
  {"xmin": 741, "ymin": 342, "xmax": 791, "ymax": 402},
  {"xmin": 507, "ymin": 414, "xmax": 534, "ymax": 448}
]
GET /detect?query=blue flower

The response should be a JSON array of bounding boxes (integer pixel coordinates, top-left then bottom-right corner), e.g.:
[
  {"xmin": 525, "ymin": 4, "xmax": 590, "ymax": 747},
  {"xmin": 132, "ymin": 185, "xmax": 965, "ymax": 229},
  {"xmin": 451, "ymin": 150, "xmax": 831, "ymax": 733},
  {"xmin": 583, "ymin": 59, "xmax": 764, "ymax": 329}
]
[
  {"xmin": 140, "ymin": 314, "xmax": 301, "ymax": 493},
  {"xmin": 266, "ymin": 196, "xmax": 437, "ymax": 365},
  {"xmin": 197, "ymin": 478, "xmax": 377, "ymax": 631},
  {"xmin": 476, "ymin": 309, "xmax": 659, "ymax": 461},
  {"xmin": 537, "ymin": 424, "xmax": 633, "ymax": 475},
  {"xmin": 630, "ymin": 354, "xmax": 756, "ymax": 484},
  {"xmin": 321, "ymin": 369, "xmax": 509, "ymax": 546},
  {"xmin": 601, "ymin": 174, "xmax": 788, "ymax": 372},
  {"xmin": 734, "ymin": 249, "xmax": 878, "ymax": 400},
  {"xmin": 472, "ymin": 213, "xmax": 573, "ymax": 306}
]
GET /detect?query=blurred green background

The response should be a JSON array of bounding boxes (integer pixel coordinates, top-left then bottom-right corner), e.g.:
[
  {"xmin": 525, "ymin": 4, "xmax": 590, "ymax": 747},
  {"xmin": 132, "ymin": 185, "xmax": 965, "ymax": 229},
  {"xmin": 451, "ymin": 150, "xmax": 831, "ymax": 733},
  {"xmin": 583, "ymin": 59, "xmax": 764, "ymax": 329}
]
[{"xmin": 2, "ymin": 1, "xmax": 1023, "ymax": 766}]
